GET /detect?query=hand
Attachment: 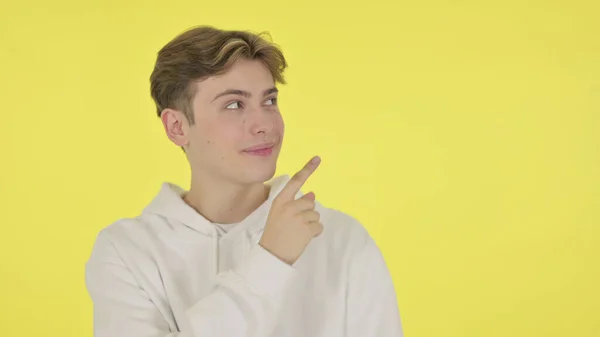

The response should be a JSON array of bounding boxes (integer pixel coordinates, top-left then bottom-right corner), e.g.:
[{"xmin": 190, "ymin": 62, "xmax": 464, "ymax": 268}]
[{"xmin": 259, "ymin": 156, "xmax": 323, "ymax": 265}]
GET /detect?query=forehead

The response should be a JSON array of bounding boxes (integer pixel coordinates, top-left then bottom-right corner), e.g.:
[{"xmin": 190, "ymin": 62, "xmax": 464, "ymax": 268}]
[{"xmin": 194, "ymin": 59, "xmax": 275, "ymax": 98}]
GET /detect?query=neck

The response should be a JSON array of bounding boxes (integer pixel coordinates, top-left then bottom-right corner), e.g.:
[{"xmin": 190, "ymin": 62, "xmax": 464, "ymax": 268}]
[{"xmin": 183, "ymin": 173, "xmax": 270, "ymax": 225}]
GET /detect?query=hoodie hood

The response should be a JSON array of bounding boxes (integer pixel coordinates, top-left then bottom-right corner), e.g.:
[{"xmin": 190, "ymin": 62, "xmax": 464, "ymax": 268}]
[
  {"xmin": 139, "ymin": 175, "xmax": 301, "ymax": 275},
  {"xmin": 141, "ymin": 174, "xmax": 303, "ymax": 238}
]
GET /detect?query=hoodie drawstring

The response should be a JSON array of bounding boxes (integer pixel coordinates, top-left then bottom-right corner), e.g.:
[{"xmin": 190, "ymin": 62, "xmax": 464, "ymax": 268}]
[
  {"xmin": 213, "ymin": 227, "xmax": 264, "ymax": 277},
  {"xmin": 212, "ymin": 226, "xmax": 219, "ymax": 276}
]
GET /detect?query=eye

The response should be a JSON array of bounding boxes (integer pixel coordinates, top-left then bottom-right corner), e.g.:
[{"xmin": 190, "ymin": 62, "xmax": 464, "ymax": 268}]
[
  {"xmin": 225, "ymin": 101, "xmax": 242, "ymax": 109},
  {"xmin": 265, "ymin": 97, "xmax": 278, "ymax": 106}
]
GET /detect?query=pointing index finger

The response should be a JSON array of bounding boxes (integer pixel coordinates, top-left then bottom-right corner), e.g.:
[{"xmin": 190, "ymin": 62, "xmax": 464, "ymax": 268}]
[{"xmin": 277, "ymin": 156, "xmax": 321, "ymax": 202}]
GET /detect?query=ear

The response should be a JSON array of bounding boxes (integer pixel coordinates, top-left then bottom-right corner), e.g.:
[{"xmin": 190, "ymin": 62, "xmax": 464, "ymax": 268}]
[{"xmin": 160, "ymin": 108, "xmax": 190, "ymax": 148}]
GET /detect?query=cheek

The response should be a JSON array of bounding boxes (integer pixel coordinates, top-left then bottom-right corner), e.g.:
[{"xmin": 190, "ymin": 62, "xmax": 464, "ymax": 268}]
[
  {"xmin": 272, "ymin": 113, "xmax": 285, "ymax": 134},
  {"xmin": 221, "ymin": 122, "xmax": 246, "ymax": 142},
  {"xmin": 201, "ymin": 118, "xmax": 243, "ymax": 140},
  {"xmin": 190, "ymin": 124, "xmax": 236, "ymax": 156}
]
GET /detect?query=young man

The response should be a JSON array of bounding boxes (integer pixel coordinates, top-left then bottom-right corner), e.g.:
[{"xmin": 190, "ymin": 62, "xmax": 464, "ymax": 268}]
[{"xmin": 85, "ymin": 26, "xmax": 403, "ymax": 337}]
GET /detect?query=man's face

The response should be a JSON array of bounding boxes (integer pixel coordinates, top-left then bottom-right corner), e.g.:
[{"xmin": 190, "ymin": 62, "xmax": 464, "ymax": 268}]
[{"xmin": 184, "ymin": 59, "xmax": 285, "ymax": 185}]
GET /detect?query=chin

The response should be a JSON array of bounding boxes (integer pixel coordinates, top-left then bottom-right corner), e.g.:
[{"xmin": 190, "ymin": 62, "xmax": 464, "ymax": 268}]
[
  {"xmin": 245, "ymin": 165, "xmax": 277, "ymax": 184},
  {"xmin": 236, "ymin": 158, "xmax": 278, "ymax": 185}
]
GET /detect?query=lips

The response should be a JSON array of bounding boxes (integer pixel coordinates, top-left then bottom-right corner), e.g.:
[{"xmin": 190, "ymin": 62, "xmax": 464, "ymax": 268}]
[
  {"xmin": 243, "ymin": 142, "xmax": 276, "ymax": 157},
  {"xmin": 243, "ymin": 142, "xmax": 276, "ymax": 152}
]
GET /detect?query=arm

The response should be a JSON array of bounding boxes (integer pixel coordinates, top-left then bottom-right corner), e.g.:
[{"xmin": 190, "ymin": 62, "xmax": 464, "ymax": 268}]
[
  {"xmin": 346, "ymin": 237, "xmax": 404, "ymax": 337},
  {"xmin": 85, "ymin": 231, "xmax": 296, "ymax": 337}
]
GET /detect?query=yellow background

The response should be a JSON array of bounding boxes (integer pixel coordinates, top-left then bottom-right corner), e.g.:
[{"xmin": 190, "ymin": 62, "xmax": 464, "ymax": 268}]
[{"xmin": 1, "ymin": 0, "xmax": 598, "ymax": 336}]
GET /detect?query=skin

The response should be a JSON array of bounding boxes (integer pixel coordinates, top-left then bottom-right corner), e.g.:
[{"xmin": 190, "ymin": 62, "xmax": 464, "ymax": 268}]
[{"xmin": 160, "ymin": 58, "xmax": 323, "ymax": 264}]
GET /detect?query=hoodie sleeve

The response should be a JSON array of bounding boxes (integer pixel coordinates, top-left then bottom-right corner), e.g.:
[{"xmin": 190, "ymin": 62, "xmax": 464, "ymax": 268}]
[
  {"xmin": 85, "ymin": 230, "xmax": 296, "ymax": 337},
  {"xmin": 346, "ymin": 236, "xmax": 404, "ymax": 337}
]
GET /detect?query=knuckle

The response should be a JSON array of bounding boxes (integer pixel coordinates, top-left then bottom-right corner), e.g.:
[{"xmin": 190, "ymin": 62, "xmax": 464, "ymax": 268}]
[
  {"xmin": 291, "ymin": 172, "xmax": 303, "ymax": 182},
  {"xmin": 283, "ymin": 204, "xmax": 295, "ymax": 216},
  {"xmin": 312, "ymin": 223, "xmax": 324, "ymax": 236}
]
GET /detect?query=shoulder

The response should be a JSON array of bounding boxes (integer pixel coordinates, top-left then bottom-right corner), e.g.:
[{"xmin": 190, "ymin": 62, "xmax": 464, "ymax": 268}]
[
  {"xmin": 97, "ymin": 216, "xmax": 147, "ymax": 244},
  {"xmin": 314, "ymin": 201, "xmax": 374, "ymax": 253},
  {"xmin": 314, "ymin": 203, "xmax": 393, "ymax": 282},
  {"xmin": 89, "ymin": 213, "xmax": 169, "ymax": 262}
]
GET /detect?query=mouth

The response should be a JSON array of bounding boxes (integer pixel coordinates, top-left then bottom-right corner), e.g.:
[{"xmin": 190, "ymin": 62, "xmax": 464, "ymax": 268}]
[{"xmin": 242, "ymin": 142, "xmax": 276, "ymax": 157}]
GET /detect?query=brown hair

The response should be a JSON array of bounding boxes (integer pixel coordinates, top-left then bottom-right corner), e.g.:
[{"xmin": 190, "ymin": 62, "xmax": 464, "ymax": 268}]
[{"xmin": 150, "ymin": 25, "xmax": 288, "ymax": 124}]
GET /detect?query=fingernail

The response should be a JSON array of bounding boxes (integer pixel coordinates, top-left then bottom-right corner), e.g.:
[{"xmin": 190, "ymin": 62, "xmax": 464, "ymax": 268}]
[{"xmin": 311, "ymin": 156, "xmax": 321, "ymax": 164}]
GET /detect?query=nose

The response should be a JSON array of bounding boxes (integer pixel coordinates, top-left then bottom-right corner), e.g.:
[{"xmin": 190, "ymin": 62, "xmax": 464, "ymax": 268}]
[{"xmin": 248, "ymin": 108, "xmax": 274, "ymax": 135}]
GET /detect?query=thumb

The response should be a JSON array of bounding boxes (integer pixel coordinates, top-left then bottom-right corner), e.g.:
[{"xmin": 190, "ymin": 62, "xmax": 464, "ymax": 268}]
[{"xmin": 301, "ymin": 192, "xmax": 315, "ymax": 201}]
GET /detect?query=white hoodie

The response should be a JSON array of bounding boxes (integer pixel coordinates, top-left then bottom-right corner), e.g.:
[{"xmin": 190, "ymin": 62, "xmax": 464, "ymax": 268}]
[{"xmin": 85, "ymin": 175, "xmax": 403, "ymax": 337}]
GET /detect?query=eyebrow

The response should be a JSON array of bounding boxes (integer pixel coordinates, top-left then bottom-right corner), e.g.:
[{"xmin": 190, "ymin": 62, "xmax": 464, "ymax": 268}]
[{"xmin": 211, "ymin": 87, "xmax": 278, "ymax": 102}]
